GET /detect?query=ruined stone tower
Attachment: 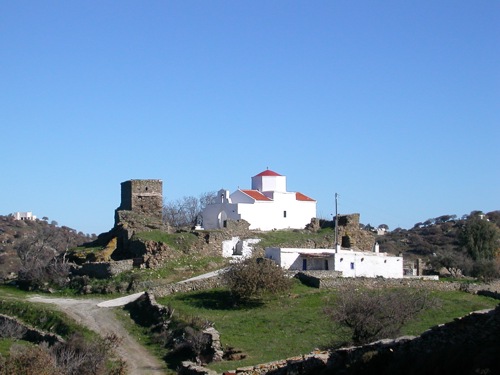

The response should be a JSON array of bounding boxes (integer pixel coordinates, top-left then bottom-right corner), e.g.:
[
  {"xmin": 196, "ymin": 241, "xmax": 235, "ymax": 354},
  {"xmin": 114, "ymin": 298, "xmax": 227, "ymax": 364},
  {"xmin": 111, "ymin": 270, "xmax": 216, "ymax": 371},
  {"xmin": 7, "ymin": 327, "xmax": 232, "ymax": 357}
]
[{"xmin": 114, "ymin": 179, "xmax": 163, "ymax": 227}]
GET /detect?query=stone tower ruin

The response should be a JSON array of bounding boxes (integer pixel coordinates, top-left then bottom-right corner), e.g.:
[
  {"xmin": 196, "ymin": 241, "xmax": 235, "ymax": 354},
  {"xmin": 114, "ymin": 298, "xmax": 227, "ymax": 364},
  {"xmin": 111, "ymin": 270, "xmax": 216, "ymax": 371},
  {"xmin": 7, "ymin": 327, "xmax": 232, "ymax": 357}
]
[{"xmin": 115, "ymin": 179, "xmax": 163, "ymax": 227}]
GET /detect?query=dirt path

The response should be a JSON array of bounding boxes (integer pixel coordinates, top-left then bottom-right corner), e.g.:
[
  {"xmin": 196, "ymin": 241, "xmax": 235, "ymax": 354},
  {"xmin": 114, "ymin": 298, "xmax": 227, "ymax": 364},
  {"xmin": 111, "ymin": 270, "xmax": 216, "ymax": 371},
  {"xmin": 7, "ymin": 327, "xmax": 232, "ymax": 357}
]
[{"xmin": 29, "ymin": 295, "xmax": 166, "ymax": 375}]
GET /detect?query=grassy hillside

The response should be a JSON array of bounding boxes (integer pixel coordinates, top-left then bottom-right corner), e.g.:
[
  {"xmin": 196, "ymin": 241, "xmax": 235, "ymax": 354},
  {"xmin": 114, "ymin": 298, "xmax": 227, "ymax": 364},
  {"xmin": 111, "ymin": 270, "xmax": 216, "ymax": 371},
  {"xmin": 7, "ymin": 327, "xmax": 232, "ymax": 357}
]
[
  {"xmin": 0, "ymin": 286, "xmax": 95, "ymax": 357},
  {"xmin": 151, "ymin": 282, "xmax": 499, "ymax": 373}
]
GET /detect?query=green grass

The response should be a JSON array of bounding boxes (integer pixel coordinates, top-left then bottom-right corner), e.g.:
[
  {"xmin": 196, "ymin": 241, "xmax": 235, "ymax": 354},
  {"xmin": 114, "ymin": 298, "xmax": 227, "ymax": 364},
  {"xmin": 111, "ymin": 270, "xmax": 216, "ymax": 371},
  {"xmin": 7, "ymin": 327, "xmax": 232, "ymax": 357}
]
[
  {"xmin": 0, "ymin": 287, "xmax": 106, "ymax": 362},
  {"xmin": 257, "ymin": 228, "xmax": 335, "ymax": 249},
  {"xmin": 157, "ymin": 281, "xmax": 338, "ymax": 372},
  {"xmin": 112, "ymin": 308, "xmax": 170, "ymax": 373},
  {"xmin": 402, "ymin": 290, "xmax": 498, "ymax": 335},
  {"xmin": 137, "ymin": 254, "xmax": 227, "ymax": 283},
  {"xmin": 0, "ymin": 298, "xmax": 91, "ymax": 339},
  {"xmin": 0, "ymin": 286, "xmax": 95, "ymax": 339},
  {"xmin": 0, "ymin": 285, "xmax": 34, "ymax": 298},
  {"xmin": 152, "ymin": 283, "xmax": 499, "ymax": 372},
  {"xmin": 134, "ymin": 231, "xmax": 199, "ymax": 253}
]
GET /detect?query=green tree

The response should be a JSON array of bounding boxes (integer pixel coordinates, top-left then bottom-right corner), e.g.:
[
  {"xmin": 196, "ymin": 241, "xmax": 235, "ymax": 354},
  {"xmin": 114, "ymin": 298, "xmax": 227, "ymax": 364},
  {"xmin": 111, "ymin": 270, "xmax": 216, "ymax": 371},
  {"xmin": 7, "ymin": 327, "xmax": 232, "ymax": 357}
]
[
  {"xmin": 460, "ymin": 216, "xmax": 500, "ymax": 261},
  {"xmin": 429, "ymin": 246, "xmax": 473, "ymax": 277}
]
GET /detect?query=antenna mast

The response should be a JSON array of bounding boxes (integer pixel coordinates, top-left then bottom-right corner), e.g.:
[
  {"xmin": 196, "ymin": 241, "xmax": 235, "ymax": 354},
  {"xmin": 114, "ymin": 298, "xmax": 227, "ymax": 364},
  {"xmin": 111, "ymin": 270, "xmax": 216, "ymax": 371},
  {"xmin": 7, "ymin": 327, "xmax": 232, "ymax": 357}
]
[{"xmin": 334, "ymin": 193, "xmax": 339, "ymax": 248}]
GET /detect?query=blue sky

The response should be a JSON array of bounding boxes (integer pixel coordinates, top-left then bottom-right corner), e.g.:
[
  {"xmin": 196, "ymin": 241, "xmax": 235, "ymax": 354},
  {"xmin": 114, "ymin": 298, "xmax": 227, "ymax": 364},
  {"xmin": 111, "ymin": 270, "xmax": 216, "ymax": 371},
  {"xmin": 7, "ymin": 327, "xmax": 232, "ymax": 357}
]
[{"xmin": 1, "ymin": 1, "xmax": 498, "ymax": 235}]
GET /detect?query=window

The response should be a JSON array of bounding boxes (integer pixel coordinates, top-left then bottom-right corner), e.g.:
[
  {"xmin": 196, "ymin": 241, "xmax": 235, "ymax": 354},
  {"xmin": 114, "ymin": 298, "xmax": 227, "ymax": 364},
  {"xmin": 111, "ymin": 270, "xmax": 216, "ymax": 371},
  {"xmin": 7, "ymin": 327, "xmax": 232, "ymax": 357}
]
[
  {"xmin": 324, "ymin": 260, "xmax": 329, "ymax": 270},
  {"xmin": 283, "ymin": 211, "xmax": 287, "ymax": 218},
  {"xmin": 350, "ymin": 262, "xmax": 355, "ymax": 270},
  {"xmin": 302, "ymin": 259, "xmax": 307, "ymax": 270}
]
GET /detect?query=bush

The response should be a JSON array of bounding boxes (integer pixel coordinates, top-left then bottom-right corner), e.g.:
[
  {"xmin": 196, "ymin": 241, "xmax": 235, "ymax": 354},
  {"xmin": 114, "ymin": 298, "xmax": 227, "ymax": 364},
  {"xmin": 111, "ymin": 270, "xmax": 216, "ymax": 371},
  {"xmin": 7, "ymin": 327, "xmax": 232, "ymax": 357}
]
[
  {"xmin": 472, "ymin": 259, "xmax": 500, "ymax": 282},
  {"xmin": 325, "ymin": 288, "xmax": 436, "ymax": 345},
  {"xmin": 222, "ymin": 257, "xmax": 292, "ymax": 301},
  {"xmin": 0, "ymin": 344, "xmax": 59, "ymax": 375},
  {"xmin": 460, "ymin": 216, "xmax": 500, "ymax": 261},
  {"xmin": 0, "ymin": 333, "xmax": 125, "ymax": 375}
]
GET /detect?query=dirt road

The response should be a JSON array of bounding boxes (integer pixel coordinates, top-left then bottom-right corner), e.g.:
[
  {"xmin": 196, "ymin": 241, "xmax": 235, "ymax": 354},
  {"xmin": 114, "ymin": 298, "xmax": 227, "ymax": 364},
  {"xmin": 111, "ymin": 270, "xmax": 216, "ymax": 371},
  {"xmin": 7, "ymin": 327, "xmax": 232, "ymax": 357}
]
[{"xmin": 29, "ymin": 295, "xmax": 166, "ymax": 375}]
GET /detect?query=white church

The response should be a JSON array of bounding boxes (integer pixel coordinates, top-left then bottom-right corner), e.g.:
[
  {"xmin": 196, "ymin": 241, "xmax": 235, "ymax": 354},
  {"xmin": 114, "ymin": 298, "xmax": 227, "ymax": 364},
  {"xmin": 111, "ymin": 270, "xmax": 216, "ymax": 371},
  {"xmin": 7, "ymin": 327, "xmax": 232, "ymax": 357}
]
[{"xmin": 201, "ymin": 169, "xmax": 316, "ymax": 231}]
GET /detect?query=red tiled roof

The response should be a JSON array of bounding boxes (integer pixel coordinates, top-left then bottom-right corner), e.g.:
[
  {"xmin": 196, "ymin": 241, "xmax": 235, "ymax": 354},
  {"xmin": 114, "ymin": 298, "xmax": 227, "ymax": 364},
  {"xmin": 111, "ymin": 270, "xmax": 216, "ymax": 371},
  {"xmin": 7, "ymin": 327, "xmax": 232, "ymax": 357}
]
[
  {"xmin": 241, "ymin": 190, "xmax": 272, "ymax": 201},
  {"xmin": 254, "ymin": 169, "xmax": 282, "ymax": 177},
  {"xmin": 296, "ymin": 192, "xmax": 315, "ymax": 201}
]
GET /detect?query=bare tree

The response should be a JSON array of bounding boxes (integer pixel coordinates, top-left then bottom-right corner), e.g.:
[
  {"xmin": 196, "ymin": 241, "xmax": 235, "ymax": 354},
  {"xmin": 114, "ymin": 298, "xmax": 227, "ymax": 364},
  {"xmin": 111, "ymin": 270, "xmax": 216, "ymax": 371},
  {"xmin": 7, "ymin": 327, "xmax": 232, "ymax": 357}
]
[
  {"xmin": 325, "ymin": 288, "xmax": 435, "ymax": 345},
  {"xmin": 0, "ymin": 317, "xmax": 28, "ymax": 339},
  {"xmin": 15, "ymin": 224, "xmax": 73, "ymax": 289},
  {"xmin": 163, "ymin": 191, "xmax": 217, "ymax": 228},
  {"xmin": 51, "ymin": 332, "xmax": 123, "ymax": 375}
]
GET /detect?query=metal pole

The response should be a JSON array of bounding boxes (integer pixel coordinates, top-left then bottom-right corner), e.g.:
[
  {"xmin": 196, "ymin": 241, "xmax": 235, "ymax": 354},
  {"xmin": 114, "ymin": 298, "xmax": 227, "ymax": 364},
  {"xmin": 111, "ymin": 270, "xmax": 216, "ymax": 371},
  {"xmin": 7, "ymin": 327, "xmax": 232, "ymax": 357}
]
[{"xmin": 335, "ymin": 193, "xmax": 339, "ymax": 248}]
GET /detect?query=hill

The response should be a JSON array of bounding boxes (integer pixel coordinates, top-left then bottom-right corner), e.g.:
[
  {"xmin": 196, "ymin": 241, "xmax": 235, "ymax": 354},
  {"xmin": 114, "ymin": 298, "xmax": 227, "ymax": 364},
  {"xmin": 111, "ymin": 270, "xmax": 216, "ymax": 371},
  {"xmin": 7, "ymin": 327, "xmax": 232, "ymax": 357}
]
[
  {"xmin": 375, "ymin": 210, "xmax": 500, "ymax": 277},
  {"xmin": 0, "ymin": 215, "xmax": 95, "ymax": 281}
]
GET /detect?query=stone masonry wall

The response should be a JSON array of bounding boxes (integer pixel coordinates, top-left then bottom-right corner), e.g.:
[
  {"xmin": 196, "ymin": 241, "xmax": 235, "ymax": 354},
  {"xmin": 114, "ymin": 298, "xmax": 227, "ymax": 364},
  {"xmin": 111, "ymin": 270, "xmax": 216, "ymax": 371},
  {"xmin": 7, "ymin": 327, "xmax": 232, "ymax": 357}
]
[
  {"xmin": 223, "ymin": 302, "xmax": 500, "ymax": 375},
  {"xmin": 0, "ymin": 314, "xmax": 64, "ymax": 346},
  {"xmin": 115, "ymin": 179, "xmax": 163, "ymax": 226},
  {"xmin": 144, "ymin": 275, "xmax": 225, "ymax": 297},
  {"xmin": 74, "ymin": 260, "xmax": 134, "ymax": 279},
  {"xmin": 127, "ymin": 292, "xmax": 223, "ymax": 365},
  {"xmin": 295, "ymin": 272, "xmax": 500, "ymax": 294}
]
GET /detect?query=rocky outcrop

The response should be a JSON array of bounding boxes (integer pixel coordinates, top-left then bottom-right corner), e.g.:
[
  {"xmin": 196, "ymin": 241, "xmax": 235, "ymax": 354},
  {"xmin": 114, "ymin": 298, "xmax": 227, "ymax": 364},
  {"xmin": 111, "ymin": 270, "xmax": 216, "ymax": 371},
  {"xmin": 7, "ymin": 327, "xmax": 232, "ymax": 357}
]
[{"xmin": 126, "ymin": 292, "xmax": 223, "ymax": 365}]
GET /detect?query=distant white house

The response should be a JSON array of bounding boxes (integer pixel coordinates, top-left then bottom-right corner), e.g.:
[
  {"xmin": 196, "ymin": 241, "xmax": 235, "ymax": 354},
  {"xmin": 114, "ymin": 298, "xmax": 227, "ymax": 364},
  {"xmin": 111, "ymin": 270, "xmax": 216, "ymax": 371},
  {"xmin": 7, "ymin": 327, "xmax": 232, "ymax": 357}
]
[
  {"xmin": 201, "ymin": 169, "xmax": 316, "ymax": 231},
  {"xmin": 13, "ymin": 212, "xmax": 37, "ymax": 221},
  {"xmin": 265, "ymin": 243, "xmax": 403, "ymax": 278}
]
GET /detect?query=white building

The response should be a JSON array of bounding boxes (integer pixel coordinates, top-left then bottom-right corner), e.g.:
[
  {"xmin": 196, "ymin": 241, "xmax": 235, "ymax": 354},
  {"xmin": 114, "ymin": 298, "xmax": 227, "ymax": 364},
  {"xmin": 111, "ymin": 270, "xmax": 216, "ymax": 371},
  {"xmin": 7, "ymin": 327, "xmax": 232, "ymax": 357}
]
[
  {"xmin": 13, "ymin": 212, "xmax": 37, "ymax": 221},
  {"xmin": 265, "ymin": 243, "xmax": 403, "ymax": 278},
  {"xmin": 202, "ymin": 169, "xmax": 316, "ymax": 231},
  {"xmin": 222, "ymin": 237, "xmax": 261, "ymax": 259}
]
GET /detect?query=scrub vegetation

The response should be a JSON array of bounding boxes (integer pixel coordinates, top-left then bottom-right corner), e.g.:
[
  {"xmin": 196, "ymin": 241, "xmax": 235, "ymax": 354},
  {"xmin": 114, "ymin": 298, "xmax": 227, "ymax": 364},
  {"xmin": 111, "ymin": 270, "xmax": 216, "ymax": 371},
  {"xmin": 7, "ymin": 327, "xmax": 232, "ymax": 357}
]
[{"xmin": 153, "ymin": 281, "xmax": 498, "ymax": 373}]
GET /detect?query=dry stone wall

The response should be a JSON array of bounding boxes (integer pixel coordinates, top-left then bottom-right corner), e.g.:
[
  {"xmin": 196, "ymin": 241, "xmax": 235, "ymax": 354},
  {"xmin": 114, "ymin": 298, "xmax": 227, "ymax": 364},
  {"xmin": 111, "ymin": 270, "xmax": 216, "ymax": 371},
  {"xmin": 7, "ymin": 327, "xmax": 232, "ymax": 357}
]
[
  {"xmin": 145, "ymin": 275, "xmax": 225, "ymax": 297},
  {"xmin": 0, "ymin": 314, "xmax": 64, "ymax": 346},
  {"xmin": 73, "ymin": 260, "xmax": 133, "ymax": 279},
  {"xmin": 295, "ymin": 272, "xmax": 500, "ymax": 294},
  {"xmin": 220, "ymin": 303, "xmax": 500, "ymax": 375},
  {"xmin": 127, "ymin": 292, "xmax": 223, "ymax": 365}
]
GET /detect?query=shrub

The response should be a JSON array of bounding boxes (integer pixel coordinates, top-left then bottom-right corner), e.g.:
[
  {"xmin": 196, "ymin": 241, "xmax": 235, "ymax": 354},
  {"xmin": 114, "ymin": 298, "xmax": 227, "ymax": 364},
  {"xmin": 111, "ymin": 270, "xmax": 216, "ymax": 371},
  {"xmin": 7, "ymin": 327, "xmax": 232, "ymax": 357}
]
[
  {"xmin": 325, "ymin": 288, "xmax": 436, "ymax": 345},
  {"xmin": 0, "ymin": 334, "xmax": 125, "ymax": 375},
  {"xmin": 471, "ymin": 259, "xmax": 500, "ymax": 282},
  {"xmin": 222, "ymin": 257, "xmax": 292, "ymax": 301},
  {"xmin": 0, "ymin": 344, "xmax": 59, "ymax": 375}
]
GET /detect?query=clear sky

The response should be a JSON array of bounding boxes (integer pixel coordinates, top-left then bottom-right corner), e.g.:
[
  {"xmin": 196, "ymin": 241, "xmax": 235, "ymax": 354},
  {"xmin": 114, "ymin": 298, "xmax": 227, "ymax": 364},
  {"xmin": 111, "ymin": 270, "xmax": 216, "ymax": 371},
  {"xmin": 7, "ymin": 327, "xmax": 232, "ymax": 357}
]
[{"xmin": 1, "ymin": 1, "xmax": 498, "ymax": 235}]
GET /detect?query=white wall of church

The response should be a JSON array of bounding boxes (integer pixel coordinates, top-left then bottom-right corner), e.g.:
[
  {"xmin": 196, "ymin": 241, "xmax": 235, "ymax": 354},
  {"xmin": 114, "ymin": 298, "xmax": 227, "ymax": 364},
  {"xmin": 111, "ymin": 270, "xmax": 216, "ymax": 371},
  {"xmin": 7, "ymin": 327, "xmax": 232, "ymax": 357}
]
[
  {"xmin": 201, "ymin": 191, "xmax": 241, "ymax": 229},
  {"xmin": 201, "ymin": 171, "xmax": 316, "ymax": 231},
  {"xmin": 236, "ymin": 199, "xmax": 315, "ymax": 231},
  {"xmin": 252, "ymin": 175, "xmax": 287, "ymax": 192}
]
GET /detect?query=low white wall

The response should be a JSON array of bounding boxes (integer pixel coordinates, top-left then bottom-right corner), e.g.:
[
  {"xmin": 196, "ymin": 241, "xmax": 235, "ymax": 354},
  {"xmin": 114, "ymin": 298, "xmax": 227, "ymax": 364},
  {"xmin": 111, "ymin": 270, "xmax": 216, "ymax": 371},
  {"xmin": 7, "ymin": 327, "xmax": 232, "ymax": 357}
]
[
  {"xmin": 222, "ymin": 237, "xmax": 261, "ymax": 258},
  {"xmin": 265, "ymin": 247, "xmax": 403, "ymax": 278},
  {"xmin": 334, "ymin": 250, "xmax": 403, "ymax": 278}
]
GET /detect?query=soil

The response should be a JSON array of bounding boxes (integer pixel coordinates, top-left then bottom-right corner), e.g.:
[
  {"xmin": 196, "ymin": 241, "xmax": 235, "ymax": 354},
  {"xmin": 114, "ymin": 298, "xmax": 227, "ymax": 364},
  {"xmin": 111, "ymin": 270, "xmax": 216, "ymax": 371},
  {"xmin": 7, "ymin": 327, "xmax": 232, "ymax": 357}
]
[{"xmin": 28, "ymin": 295, "xmax": 166, "ymax": 375}]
